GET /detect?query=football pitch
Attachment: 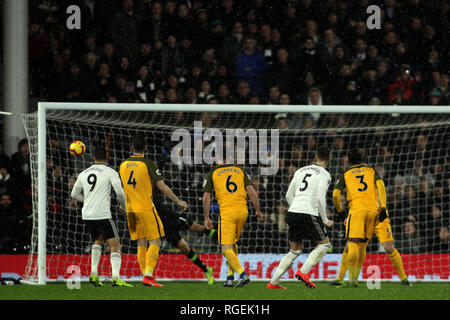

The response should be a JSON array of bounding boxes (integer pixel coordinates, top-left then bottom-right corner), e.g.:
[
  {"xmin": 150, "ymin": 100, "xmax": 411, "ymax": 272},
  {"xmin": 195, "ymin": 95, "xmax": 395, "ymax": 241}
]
[{"xmin": 1, "ymin": 281, "xmax": 448, "ymax": 300}]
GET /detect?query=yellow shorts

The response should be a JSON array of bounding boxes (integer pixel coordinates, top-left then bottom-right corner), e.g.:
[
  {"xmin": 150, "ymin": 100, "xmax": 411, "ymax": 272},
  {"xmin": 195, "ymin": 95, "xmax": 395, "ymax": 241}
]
[
  {"xmin": 346, "ymin": 209, "xmax": 378, "ymax": 241},
  {"xmin": 374, "ymin": 218, "xmax": 394, "ymax": 243},
  {"xmin": 127, "ymin": 208, "xmax": 165, "ymax": 241},
  {"xmin": 218, "ymin": 209, "xmax": 248, "ymax": 245}
]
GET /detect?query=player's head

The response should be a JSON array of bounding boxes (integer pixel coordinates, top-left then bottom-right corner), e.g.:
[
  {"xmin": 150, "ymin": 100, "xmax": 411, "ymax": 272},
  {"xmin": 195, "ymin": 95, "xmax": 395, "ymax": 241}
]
[
  {"xmin": 132, "ymin": 134, "xmax": 147, "ymax": 154},
  {"xmin": 315, "ymin": 145, "xmax": 331, "ymax": 163},
  {"xmin": 92, "ymin": 145, "xmax": 107, "ymax": 162},
  {"xmin": 347, "ymin": 148, "xmax": 367, "ymax": 165}
]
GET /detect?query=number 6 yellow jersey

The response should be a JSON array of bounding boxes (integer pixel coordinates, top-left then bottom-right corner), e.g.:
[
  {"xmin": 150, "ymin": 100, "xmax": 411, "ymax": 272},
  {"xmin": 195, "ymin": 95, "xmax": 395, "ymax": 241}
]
[
  {"xmin": 334, "ymin": 164, "xmax": 382, "ymax": 212},
  {"xmin": 202, "ymin": 163, "xmax": 252, "ymax": 212}
]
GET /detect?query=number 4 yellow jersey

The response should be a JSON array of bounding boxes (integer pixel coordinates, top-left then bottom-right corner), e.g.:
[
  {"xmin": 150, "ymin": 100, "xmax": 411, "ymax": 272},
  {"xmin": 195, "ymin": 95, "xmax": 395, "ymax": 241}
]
[
  {"xmin": 202, "ymin": 164, "xmax": 252, "ymax": 212},
  {"xmin": 119, "ymin": 156, "xmax": 162, "ymax": 213},
  {"xmin": 334, "ymin": 165, "xmax": 382, "ymax": 212}
]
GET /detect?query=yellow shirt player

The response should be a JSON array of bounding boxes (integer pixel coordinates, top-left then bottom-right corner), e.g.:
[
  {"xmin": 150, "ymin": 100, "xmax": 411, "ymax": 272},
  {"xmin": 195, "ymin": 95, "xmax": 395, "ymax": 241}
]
[
  {"xmin": 331, "ymin": 149, "xmax": 411, "ymax": 287},
  {"xmin": 332, "ymin": 148, "xmax": 388, "ymax": 287},
  {"xmin": 120, "ymin": 134, "xmax": 188, "ymax": 287},
  {"xmin": 203, "ymin": 163, "xmax": 263, "ymax": 288}
]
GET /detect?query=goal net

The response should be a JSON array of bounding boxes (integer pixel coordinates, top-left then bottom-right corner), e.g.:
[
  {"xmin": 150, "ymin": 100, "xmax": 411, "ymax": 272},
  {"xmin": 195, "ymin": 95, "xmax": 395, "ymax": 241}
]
[{"xmin": 21, "ymin": 104, "xmax": 450, "ymax": 283}]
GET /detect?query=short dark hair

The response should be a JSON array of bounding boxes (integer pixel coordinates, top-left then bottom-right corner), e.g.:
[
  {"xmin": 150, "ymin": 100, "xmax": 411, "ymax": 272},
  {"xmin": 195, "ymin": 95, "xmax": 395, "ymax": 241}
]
[
  {"xmin": 348, "ymin": 148, "xmax": 367, "ymax": 165},
  {"xmin": 316, "ymin": 145, "xmax": 331, "ymax": 162},
  {"xmin": 93, "ymin": 146, "xmax": 107, "ymax": 161},
  {"xmin": 132, "ymin": 134, "xmax": 147, "ymax": 153}
]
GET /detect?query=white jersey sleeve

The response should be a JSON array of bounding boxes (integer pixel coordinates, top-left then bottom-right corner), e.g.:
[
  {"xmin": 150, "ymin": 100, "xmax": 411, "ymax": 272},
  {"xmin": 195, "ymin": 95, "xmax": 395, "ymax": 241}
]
[
  {"xmin": 285, "ymin": 164, "xmax": 331, "ymax": 218},
  {"xmin": 317, "ymin": 171, "xmax": 332, "ymax": 224},
  {"xmin": 71, "ymin": 164, "xmax": 121, "ymax": 220}
]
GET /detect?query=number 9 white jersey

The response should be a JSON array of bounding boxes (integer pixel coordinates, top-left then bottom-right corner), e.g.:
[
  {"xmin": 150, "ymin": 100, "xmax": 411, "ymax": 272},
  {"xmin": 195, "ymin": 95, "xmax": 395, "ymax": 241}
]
[
  {"xmin": 71, "ymin": 164, "xmax": 126, "ymax": 220},
  {"xmin": 285, "ymin": 164, "xmax": 331, "ymax": 224}
]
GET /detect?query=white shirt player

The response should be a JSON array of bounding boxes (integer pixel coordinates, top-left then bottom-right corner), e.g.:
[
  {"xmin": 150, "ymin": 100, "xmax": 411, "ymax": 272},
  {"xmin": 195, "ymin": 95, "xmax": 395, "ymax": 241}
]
[
  {"xmin": 71, "ymin": 164, "xmax": 126, "ymax": 220},
  {"xmin": 285, "ymin": 164, "xmax": 331, "ymax": 224}
]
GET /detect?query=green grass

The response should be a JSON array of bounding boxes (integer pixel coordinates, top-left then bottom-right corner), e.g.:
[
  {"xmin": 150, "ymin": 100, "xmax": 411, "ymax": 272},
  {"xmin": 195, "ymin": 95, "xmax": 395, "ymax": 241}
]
[{"xmin": 0, "ymin": 281, "xmax": 448, "ymax": 300}]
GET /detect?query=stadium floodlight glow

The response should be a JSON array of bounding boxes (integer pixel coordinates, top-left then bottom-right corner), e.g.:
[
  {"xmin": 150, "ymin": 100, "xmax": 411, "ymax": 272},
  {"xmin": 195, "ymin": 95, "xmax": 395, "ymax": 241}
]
[{"xmin": 20, "ymin": 102, "xmax": 450, "ymax": 285}]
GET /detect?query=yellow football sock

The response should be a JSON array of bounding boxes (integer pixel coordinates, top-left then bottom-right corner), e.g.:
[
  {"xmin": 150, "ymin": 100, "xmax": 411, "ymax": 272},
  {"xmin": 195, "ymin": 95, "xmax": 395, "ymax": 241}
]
[
  {"xmin": 356, "ymin": 242, "xmax": 367, "ymax": 277},
  {"xmin": 337, "ymin": 247, "xmax": 348, "ymax": 281},
  {"xmin": 389, "ymin": 249, "xmax": 407, "ymax": 280},
  {"xmin": 144, "ymin": 244, "xmax": 160, "ymax": 277},
  {"xmin": 223, "ymin": 248, "xmax": 244, "ymax": 275},
  {"xmin": 137, "ymin": 246, "xmax": 147, "ymax": 275},
  {"xmin": 347, "ymin": 241, "xmax": 360, "ymax": 282},
  {"xmin": 227, "ymin": 245, "xmax": 238, "ymax": 276}
]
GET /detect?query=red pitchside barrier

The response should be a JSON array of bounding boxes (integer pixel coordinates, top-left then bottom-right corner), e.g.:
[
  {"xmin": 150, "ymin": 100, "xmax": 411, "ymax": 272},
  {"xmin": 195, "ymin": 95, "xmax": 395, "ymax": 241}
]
[{"xmin": 0, "ymin": 254, "xmax": 448, "ymax": 280}]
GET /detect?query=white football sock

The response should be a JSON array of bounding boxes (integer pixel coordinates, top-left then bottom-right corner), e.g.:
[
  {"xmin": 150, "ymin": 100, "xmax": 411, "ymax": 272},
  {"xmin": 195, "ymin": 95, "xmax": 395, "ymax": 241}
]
[
  {"xmin": 300, "ymin": 243, "xmax": 331, "ymax": 274},
  {"xmin": 270, "ymin": 250, "xmax": 301, "ymax": 285},
  {"xmin": 110, "ymin": 252, "xmax": 122, "ymax": 280},
  {"xmin": 90, "ymin": 244, "xmax": 102, "ymax": 277}
]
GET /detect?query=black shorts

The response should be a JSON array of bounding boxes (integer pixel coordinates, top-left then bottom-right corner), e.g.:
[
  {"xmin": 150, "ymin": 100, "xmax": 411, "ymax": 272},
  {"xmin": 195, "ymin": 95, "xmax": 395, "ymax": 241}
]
[
  {"xmin": 84, "ymin": 218, "xmax": 118, "ymax": 241},
  {"xmin": 286, "ymin": 212, "xmax": 328, "ymax": 243},
  {"xmin": 156, "ymin": 203, "xmax": 194, "ymax": 246}
]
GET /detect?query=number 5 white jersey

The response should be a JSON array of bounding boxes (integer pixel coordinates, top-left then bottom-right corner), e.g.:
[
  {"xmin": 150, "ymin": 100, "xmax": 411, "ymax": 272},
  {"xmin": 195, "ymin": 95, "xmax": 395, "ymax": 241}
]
[
  {"xmin": 71, "ymin": 164, "xmax": 126, "ymax": 220},
  {"xmin": 285, "ymin": 164, "xmax": 331, "ymax": 224}
]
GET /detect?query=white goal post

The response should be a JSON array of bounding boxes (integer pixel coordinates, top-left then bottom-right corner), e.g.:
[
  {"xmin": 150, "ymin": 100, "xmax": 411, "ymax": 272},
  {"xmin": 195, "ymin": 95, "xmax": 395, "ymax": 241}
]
[{"xmin": 25, "ymin": 102, "xmax": 450, "ymax": 285}]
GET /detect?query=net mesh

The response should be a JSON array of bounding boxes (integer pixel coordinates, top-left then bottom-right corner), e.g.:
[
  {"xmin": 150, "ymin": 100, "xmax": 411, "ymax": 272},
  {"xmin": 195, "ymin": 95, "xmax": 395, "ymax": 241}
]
[{"xmin": 21, "ymin": 108, "xmax": 450, "ymax": 281}]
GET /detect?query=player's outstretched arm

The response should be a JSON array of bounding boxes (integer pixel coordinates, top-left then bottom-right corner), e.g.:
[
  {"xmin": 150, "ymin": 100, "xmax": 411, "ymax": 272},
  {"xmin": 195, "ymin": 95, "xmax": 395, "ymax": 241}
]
[
  {"xmin": 332, "ymin": 173, "xmax": 345, "ymax": 215},
  {"xmin": 318, "ymin": 178, "xmax": 332, "ymax": 227},
  {"xmin": 332, "ymin": 188, "xmax": 342, "ymax": 213},
  {"xmin": 376, "ymin": 178, "xmax": 388, "ymax": 222},
  {"xmin": 202, "ymin": 192, "xmax": 213, "ymax": 229},
  {"xmin": 245, "ymin": 185, "xmax": 264, "ymax": 221},
  {"xmin": 155, "ymin": 180, "xmax": 188, "ymax": 211}
]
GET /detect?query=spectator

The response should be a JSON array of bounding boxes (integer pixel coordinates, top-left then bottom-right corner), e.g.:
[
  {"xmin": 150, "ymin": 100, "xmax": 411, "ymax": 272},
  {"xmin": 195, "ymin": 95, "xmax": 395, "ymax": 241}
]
[
  {"xmin": 397, "ymin": 218, "xmax": 426, "ymax": 253},
  {"xmin": 359, "ymin": 68, "xmax": 388, "ymax": 104},
  {"xmin": 428, "ymin": 88, "xmax": 443, "ymax": 106},
  {"xmin": 266, "ymin": 86, "xmax": 281, "ymax": 105},
  {"xmin": 197, "ymin": 80, "xmax": 215, "ymax": 103},
  {"xmin": 388, "ymin": 65, "xmax": 424, "ymax": 104},
  {"xmin": 173, "ymin": 4, "xmax": 195, "ymax": 41},
  {"xmin": 216, "ymin": 83, "xmax": 235, "ymax": 104},
  {"xmin": 280, "ymin": 93, "xmax": 291, "ymax": 105},
  {"xmin": 0, "ymin": 193, "xmax": 19, "ymax": 253},
  {"xmin": 235, "ymin": 80, "xmax": 251, "ymax": 104},
  {"xmin": 97, "ymin": 63, "xmax": 114, "ymax": 101},
  {"xmin": 220, "ymin": 21, "xmax": 245, "ymax": 74},
  {"xmin": 0, "ymin": 143, "xmax": 10, "ymax": 170},
  {"xmin": 184, "ymin": 87, "xmax": 198, "ymax": 104},
  {"xmin": 110, "ymin": 0, "xmax": 142, "ymax": 58},
  {"xmin": 10, "ymin": 139, "xmax": 31, "ymax": 192},
  {"xmin": 320, "ymin": 28, "xmax": 343, "ymax": 63},
  {"xmin": 0, "ymin": 166, "xmax": 19, "ymax": 202},
  {"xmin": 264, "ymin": 48, "xmax": 295, "ymax": 97},
  {"xmin": 307, "ymin": 87, "xmax": 325, "ymax": 106},
  {"xmin": 99, "ymin": 42, "xmax": 119, "ymax": 74},
  {"xmin": 431, "ymin": 226, "xmax": 449, "ymax": 253},
  {"xmin": 155, "ymin": 35, "xmax": 186, "ymax": 77},
  {"xmin": 258, "ymin": 23, "xmax": 274, "ymax": 65},
  {"xmin": 236, "ymin": 36, "xmax": 267, "ymax": 96}
]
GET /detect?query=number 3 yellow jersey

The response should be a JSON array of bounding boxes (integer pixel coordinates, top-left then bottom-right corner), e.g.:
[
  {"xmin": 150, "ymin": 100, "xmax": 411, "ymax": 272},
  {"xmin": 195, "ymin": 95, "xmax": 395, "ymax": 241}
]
[
  {"xmin": 202, "ymin": 164, "xmax": 252, "ymax": 212},
  {"xmin": 119, "ymin": 156, "xmax": 162, "ymax": 213},
  {"xmin": 334, "ymin": 165, "xmax": 382, "ymax": 212}
]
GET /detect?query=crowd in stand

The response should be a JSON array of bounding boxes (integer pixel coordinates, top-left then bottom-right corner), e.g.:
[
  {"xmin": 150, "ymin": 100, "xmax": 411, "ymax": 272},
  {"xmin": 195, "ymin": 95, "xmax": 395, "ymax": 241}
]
[
  {"xmin": 0, "ymin": 141, "xmax": 32, "ymax": 253},
  {"xmin": 1, "ymin": 0, "xmax": 449, "ymax": 254},
  {"xmin": 29, "ymin": 0, "xmax": 449, "ymax": 106}
]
